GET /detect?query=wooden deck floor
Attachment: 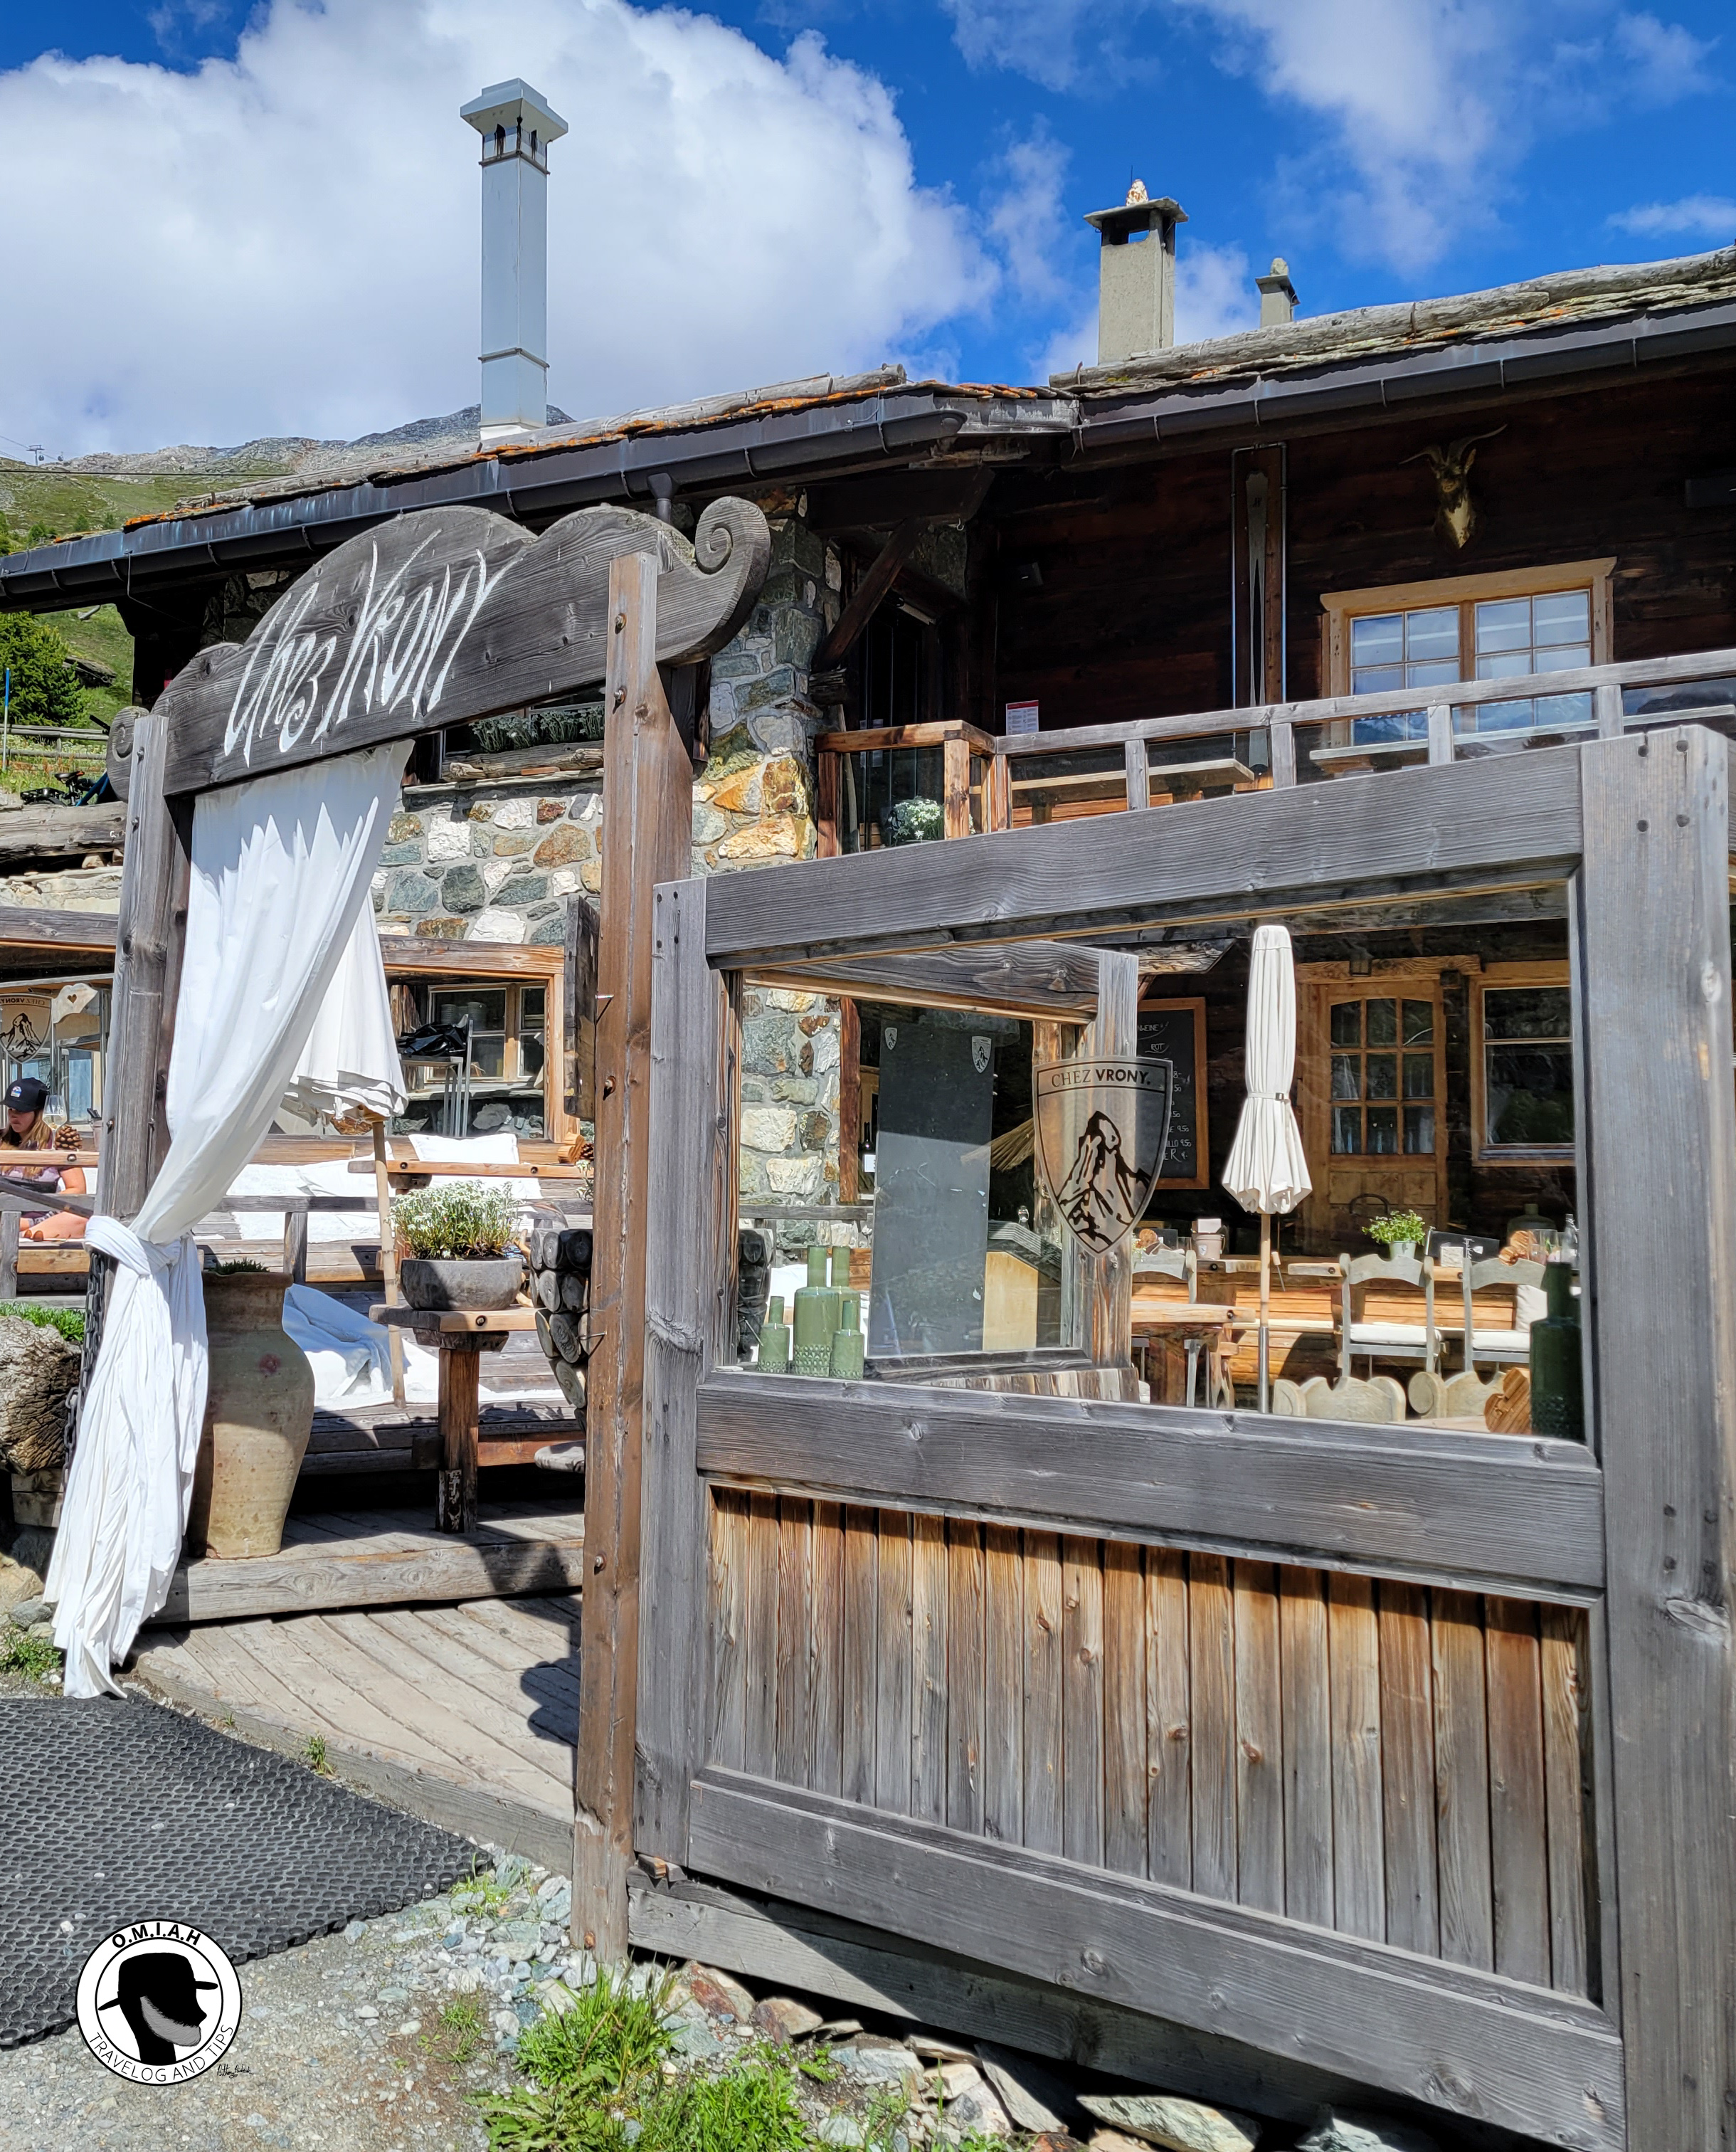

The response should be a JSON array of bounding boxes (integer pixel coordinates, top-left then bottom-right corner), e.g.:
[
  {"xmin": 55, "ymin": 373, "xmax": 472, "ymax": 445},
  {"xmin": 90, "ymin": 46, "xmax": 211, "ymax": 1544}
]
[
  {"xmin": 132, "ymin": 1591, "xmax": 578, "ymax": 1867},
  {"xmin": 147, "ymin": 1502, "xmax": 585, "ymax": 1626}
]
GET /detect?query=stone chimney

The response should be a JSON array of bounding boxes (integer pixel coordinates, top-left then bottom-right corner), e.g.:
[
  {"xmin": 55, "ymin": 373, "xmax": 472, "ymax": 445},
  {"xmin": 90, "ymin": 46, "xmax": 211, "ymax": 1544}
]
[
  {"xmin": 460, "ymin": 79, "xmax": 569, "ymax": 443},
  {"xmin": 1256, "ymin": 257, "xmax": 1299, "ymax": 327},
  {"xmin": 1084, "ymin": 181, "xmax": 1187, "ymax": 363}
]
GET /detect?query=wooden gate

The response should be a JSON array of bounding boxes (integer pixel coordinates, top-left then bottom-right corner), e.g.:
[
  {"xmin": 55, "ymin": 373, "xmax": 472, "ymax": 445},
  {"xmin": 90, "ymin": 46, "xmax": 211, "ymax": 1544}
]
[{"xmin": 630, "ymin": 733, "xmax": 1736, "ymax": 2151}]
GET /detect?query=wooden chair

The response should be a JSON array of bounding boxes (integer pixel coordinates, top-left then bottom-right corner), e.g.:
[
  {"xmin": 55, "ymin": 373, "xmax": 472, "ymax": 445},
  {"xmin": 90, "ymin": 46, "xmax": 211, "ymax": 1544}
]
[
  {"xmin": 1431, "ymin": 1254, "xmax": 1547, "ymax": 1417},
  {"xmin": 1132, "ymin": 1243, "xmax": 1223, "ymax": 1407},
  {"xmin": 1317, "ymin": 1250, "xmax": 1441, "ymax": 1421}
]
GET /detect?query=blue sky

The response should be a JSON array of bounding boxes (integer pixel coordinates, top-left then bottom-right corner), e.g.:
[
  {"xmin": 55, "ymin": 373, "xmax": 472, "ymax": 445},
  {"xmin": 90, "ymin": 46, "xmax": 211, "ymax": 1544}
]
[{"xmin": 1, "ymin": 0, "xmax": 1730, "ymax": 452}]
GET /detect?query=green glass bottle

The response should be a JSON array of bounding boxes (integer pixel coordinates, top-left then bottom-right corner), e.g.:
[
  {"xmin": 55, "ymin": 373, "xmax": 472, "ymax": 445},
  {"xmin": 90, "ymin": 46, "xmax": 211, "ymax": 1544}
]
[
  {"xmin": 1528, "ymin": 1261, "xmax": 1584, "ymax": 1442},
  {"xmin": 793, "ymin": 1247, "xmax": 836, "ymax": 1375},
  {"xmin": 829, "ymin": 1294, "xmax": 864, "ymax": 1381},
  {"xmin": 758, "ymin": 1294, "xmax": 790, "ymax": 1374}
]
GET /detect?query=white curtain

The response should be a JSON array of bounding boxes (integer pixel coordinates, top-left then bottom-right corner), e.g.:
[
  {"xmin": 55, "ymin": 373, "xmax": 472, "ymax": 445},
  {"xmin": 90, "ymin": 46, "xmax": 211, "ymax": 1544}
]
[
  {"xmin": 47, "ymin": 741, "xmax": 409, "ymax": 1697},
  {"xmin": 1223, "ymin": 922, "xmax": 1312, "ymax": 1216},
  {"xmin": 283, "ymin": 904, "xmax": 406, "ymax": 1126}
]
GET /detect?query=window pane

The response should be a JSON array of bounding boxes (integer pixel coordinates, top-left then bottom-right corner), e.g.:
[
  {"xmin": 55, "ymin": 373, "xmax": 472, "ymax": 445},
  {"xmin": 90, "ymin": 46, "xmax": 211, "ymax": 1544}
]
[
  {"xmin": 433, "ymin": 989, "xmax": 507, "ymax": 1032},
  {"xmin": 1404, "ymin": 608, "xmax": 1459, "ymax": 660},
  {"xmin": 1351, "ymin": 708, "xmax": 1427, "ymax": 744},
  {"xmin": 1331, "ymin": 1054, "xmax": 1361, "ymax": 1100},
  {"xmin": 470, "ymin": 1039, "xmax": 506, "ymax": 1080},
  {"xmin": 1403, "ymin": 1053, "xmax": 1434, "ymax": 1099},
  {"xmin": 1331, "ymin": 1105, "xmax": 1361, "ymax": 1154},
  {"xmin": 1488, "ymin": 1045, "xmax": 1575, "ymax": 1146},
  {"xmin": 1351, "ymin": 614, "xmax": 1403, "ymax": 668},
  {"xmin": 1406, "ymin": 660, "xmax": 1461, "ymax": 689},
  {"xmin": 1402, "ymin": 998, "xmax": 1434, "ymax": 1045},
  {"xmin": 1366, "ymin": 1105, "xmax": 1398, "ymax": 1154},
  {"xmin": 1475, "ymin": 597, "xmax": 1532, "ymax": 653},
  {"xmin": 1476, "ymin": 650, "xmax": 1535, "ymax": 680},
  {"xmin": 1365, "ymin": 1053, "xmax": 1397, "ymax": 1099},
  {"xmin": 1531, "ymin": 643, "xmax": 1591, "ymax": 674},
  {"xmin": 1404, "ymin": 1103, "xmax": 1435, "ymax": 1154},
  {"xmin": 1535, "ymin": 692, "xmax": 1595, "ymax": 731},
  {"xmin": 1486, "ymin": 986, "xmax": 1571, "ymax": 1040},
  {"xmin": 1330, "ymin": 1002, "xmax": 1362, "ymax": 1047},
  {"xmin": 519, "ymin": 1033, "xmax": 546, "ymax": 1080},
  {"xmin": 1351, "ymin": 663, "xmax": 1405, "ymax": 697},
  {"xmin": 521, "ymin": 987, "xmax": 546, "ymax": 1023},
  {"xmin": 1365, "ymin": 998, "xmax": 1397, "ymax": 1045},
  {"xmin": 1533, "ymin": 589, "xmax": 1590, "ymax": 643}
]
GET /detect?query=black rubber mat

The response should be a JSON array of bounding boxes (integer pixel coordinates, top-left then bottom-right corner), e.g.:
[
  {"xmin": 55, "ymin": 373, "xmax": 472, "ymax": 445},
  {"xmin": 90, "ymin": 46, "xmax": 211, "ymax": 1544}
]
[{"xmin": 0, "ymin": 1699, "xmax": 476, "ymax": 2046}]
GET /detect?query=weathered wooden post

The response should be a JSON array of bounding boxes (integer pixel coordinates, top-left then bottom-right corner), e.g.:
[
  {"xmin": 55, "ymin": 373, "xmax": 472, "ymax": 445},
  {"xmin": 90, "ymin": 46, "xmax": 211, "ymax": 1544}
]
[{"xmin": 573, "ymin": 550, "xmax": 700, "ymax": 1958}]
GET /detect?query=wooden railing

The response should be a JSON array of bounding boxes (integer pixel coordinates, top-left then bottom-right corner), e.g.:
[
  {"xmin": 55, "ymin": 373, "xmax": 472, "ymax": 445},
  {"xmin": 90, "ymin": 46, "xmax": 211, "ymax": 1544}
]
[{"xmin": 814, "ymin": 645, "xmax": 1736, "ymax": 852}]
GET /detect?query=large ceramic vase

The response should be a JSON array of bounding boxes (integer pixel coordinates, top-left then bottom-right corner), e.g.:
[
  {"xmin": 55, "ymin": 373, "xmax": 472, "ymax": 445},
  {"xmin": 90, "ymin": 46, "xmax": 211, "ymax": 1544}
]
[{"xmin": 186, "ymin": 1271, "xmax": 316, "ymax": 1560}]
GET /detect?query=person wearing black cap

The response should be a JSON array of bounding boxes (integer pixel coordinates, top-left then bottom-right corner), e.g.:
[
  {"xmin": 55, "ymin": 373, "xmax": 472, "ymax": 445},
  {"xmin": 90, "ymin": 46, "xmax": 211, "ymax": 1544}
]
[{"xmin": 2, "ymin": 1076, "xmax": 88, "ymax": 1240}]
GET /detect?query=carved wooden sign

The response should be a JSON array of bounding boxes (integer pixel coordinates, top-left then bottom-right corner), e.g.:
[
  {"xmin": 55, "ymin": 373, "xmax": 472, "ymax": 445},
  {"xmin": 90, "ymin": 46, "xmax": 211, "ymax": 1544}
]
[{"xmin": 132, "ymin": 497, "xmax": 771, "ymax": 797}]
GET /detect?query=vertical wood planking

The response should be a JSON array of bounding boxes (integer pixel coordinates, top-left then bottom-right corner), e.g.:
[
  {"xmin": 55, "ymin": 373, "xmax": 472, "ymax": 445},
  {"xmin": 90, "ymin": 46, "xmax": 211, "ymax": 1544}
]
[
  {"xmin": 742, "ymin": 1493, "xmax": 780, "ymax": 1779},
  {"xmin": 981, "ymin": 1524, "xmax": 1024, "ymax": 1845},
  {"xmin": 635, "ymin": 877, "xmax": 731, "ymax": 1858},
  {"xmin": 1485, "ymin": 1597, "xmax": 1551, "ymax": 1986},
  {"xmin": 1378, "ymin": 1583, "xmax": 1440, "ymax": 1956},
  {"xmin": 1582, "ymin": 728, "xmax": 1736, "ymax": 2141},
  {"xmin": 1233, "ymin": 1562, "xmax": 1285, "ymax": 1915},
  {"xmin": 774, "ymin": 1499, "xmax": 813, "ymax": 1788},
  {"xmin": 808, "ymin": 1501, "xmax": 845, "ymax": 1798},
  {"xmin": 1278, "ymin": 1566, "xmax": 1332, "ymax": 1929},
  {"xmin": 1145, "ymin": 1549, "xmax": 1192, "ymax": 1889},
  {"xmin": 707, "ymin": 1489, "xmax": 748, "ymax": 1771},
  {"xmin": 1062, "ymin": 1537, "xmax": 1106, "ymax": 1869},
  {"xmin": 1328, "ymin": 1571, "xmax": 1385, "ymax": 1942},
  {"xmin": 1102, "ymin": 1539, "xmax": 1148, "ymax": 1877},
  {"xmin": 1429, "ymin": 1589, "xmax": 1495, "ymax": 1972},
  {"xmin": 1540, "ymin": 1604, "xmax": 1593, "ymax": 1998},
  {"xmin": 874, "ymin": 1511, "xmax": 914, "ymax": 1816},
  {"xmin": 1023, "ymin": 1532, "xmax": 1064, "ymax": 1855},
  {"xmin": 910, "ymin": 1513, "xmax": 949, "ymax": 1825},
  {"xmin": 946, "ymin": 1520, "xmax": 986, "ymax": 1836},
  {"xmin": 840, "ymin": 1506, "xmax": 879, "ymax": 1805},
  {"xmin": 1189, "ymin": 1553, "xmax": 1237, "ymax": 1902}
]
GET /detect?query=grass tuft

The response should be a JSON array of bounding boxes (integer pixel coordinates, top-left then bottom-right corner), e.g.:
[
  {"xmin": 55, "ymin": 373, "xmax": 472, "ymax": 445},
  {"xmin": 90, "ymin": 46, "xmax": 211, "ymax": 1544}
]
[
  {"xmin": 425, "ymin": 1995, "xmax": 491, "ymax": 2069},
  {"xmin": 512, "ymin": 1966, "xmax": 675, "ymax": 2097},
  {"xmin": 302, "ymin": 1733, "xmax": 332, "ymax": 1776},
  {"xmin": 451, "ymin": 1860, "xmax": 516, "ymax": 1916},
  {"xmin": 0, "ymin": 1301, "xmax": 85, "ymax": 1344},
  {"xmin": 1, "ymin": 1628, "xmax": 60, "ymax": 1680},
  {"xmin": 635, "ymin": 2061, "xmax": 812, "ymax": 2152}
]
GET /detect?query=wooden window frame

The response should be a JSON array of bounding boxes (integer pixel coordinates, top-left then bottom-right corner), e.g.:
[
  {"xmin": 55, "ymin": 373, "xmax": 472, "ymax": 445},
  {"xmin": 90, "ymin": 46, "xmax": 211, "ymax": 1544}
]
[
  {"xmin": 379, "ymin": 936, "xmax": 571, "ymax": 1144},
  {"xmin": 1320, "ymin": 559, "xmax": 1616, "ymax": 698},
  {"xmin": 1471, "ymin": 959, "xmax": 1574, "ymax": 1165}
]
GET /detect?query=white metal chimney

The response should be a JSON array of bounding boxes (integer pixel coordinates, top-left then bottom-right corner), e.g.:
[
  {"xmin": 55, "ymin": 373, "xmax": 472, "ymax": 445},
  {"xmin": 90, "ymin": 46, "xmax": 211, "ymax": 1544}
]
[
  {"xmin": 1084, "ymin": 181, "xmax": 1187, "ymax": 363},
  {"xmin": 1256, "ymin": 257, "xmax": 1299, "ymax": 327},
  {"xmin": 460, "ymin": 78, "xmax": 569, "ymax": 443}
]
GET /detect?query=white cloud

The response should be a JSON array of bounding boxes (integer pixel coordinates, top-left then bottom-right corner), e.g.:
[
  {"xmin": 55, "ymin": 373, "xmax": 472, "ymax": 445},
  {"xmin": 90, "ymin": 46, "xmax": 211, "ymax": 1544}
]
[
  {"xmin": 1609, "ymin": 194, "xmax": 1736, "ymax": 241},
  {"xmin": 942, "ymin": 0, "xmax": 1717, "ymax": 275},
  {"xmin": 0, "ymin": 0, "xmax": 995, "ymax": 453}
]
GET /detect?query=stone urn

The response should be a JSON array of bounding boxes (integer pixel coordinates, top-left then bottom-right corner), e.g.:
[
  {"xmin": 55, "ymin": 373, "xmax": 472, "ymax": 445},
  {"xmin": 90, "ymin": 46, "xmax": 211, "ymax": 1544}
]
[
  {"xmin": 400, "ymin": 1255, "xmax": 524, "ymax": 1311},
  {"xmin": 186, "ymin": 1270, "xmax": 316, "ymax": 1560}
]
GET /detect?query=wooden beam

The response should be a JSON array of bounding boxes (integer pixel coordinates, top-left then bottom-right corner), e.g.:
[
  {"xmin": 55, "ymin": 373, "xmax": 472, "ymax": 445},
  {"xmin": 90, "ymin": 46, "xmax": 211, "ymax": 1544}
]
[
  {"xmin": 575, "ymin": 549, "xmax": 695, "ymax": 1959},
  {"xmin": 635, "ymin": 879, "xmax": 734, "ymax": 1862},
  {"xmin": 1579, "ymin": 727, "xmax": 1736, "ymax": 2144},
  {"xmin": 747, "ymin": 942, "xmax": 1101, "ymax": 1020},
  {"xmin": 379, "ymin": 936, "xmax": 566, "ymax": 978},
  {"xmin": 703, "ymin": 748, "xmax": 1585, "ymax": 966},
  {"xmin": 815, "ymin": 522, "xmax": 925, "ymax": 670},
  {"xmin": 157, "ymin": 500, "xmax": 771, "ymax": 796},
  {"xmin": 687, "ymin": 1773, "xmax": 1625, "ymax": 2152},
  {"xmin": 0, "ymin": 1208, "xmax": 17, "ymax": 1302},
  {"xmin": 692, "ymin": 1376, "xmax": 1607, "ymax": 1596},
  {"xmin": 0, "ymin": 907, "xmax": 117, "ymax": 952},
  {"xmin": 0, "ymin": 804, "xmax": 126, "ymax": 868}
]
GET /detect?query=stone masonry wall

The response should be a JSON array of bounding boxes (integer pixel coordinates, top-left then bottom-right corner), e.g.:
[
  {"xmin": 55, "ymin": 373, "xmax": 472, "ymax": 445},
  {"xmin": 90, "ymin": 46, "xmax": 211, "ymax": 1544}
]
[{"xmin": 372, "ymin": 780, "xmax": 601, "ymax": 944}]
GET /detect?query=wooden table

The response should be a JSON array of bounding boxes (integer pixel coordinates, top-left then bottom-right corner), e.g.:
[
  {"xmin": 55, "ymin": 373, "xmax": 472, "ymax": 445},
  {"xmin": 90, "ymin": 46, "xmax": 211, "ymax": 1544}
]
[
  {"xmin": 1131, "ymin": 1299, "xmax": 1243, "ymax": 1408},
  {"xmin": 371, "ymin": 1305, "xmax": 540, "ymax": 1532}
]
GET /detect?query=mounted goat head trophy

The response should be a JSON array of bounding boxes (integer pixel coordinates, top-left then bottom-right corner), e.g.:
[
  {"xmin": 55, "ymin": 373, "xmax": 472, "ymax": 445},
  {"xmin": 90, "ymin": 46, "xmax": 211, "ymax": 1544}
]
[{"xmin": 1402, "ymin": 426, "xmax": 1505, "ymax": 551}]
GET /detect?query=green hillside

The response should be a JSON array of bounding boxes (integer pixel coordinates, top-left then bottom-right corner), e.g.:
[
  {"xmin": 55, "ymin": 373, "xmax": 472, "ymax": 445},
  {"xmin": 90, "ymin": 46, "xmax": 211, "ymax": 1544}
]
[{"xmin": 50, "ymin": 604, "xmax": 136, "ymax": 722}]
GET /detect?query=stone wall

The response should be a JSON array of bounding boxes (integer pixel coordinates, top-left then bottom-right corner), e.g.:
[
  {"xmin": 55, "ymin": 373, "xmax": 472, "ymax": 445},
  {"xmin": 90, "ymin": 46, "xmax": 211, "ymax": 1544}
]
[{"xmin": 372, "ymin": 780, "xmax": 603, "ymax": 944}]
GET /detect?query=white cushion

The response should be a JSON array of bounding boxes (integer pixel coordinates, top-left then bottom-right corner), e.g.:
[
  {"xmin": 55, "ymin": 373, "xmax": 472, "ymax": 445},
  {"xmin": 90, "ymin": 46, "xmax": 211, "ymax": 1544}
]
[
  {"xmin": 1348, "ymin": 1322, "xmax": 1430, "ymax": 1345},
  {"xmin": 1468, "ymin": 1329, "xmax": 1530, "ymax": 1353}
]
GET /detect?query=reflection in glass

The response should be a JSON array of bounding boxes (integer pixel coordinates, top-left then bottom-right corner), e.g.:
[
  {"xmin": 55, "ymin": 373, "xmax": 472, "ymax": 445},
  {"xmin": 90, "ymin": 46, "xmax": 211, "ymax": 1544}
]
[
  {"xmin": 1366, "ymin": 1054, "xmax": 1397, "ymax": 1099},
  {"xmin": 1330, "ymin": 1002, "xmax": 1362, "ymax": 1047},
  {"xmin": 1331, "ymin": 1055, "xmax": 1360, "ymax": 1099},
  {"xmin": 1367, "ymin": 1106, "xmax": 1397, "ymax": 1154},
  {"xmin": 1403, "ymin": 1053, "xmax": 1433, "ymax": 1099},
  {"xmin": 1332, "ymin": 1105, "xmax": 1361, "ymax": 1154},
  {"xmin": 1404, "ymin": 1104, "xmax": 1435, "ymax": 1154},
  {"xmin": 1402, "ymin": 999, "xmax": 1434, "ymax": 1045},
  {"xmin": 1366, "ymin": 999, "xmax": 1397, "ymax": 1045}
]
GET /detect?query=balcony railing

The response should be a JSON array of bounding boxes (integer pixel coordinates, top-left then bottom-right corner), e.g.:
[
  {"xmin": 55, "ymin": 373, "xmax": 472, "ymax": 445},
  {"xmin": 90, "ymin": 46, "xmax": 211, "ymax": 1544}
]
[{"xmin": 814, "ymin": 646, "xmax": 1736, "ymax": 853}]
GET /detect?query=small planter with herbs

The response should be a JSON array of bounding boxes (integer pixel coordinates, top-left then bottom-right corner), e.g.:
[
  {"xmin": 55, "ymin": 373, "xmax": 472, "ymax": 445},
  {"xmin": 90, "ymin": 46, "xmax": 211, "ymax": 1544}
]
[{"xmin": 391, "ymin": 1181, "xmax": 526, "ymax": 1311}]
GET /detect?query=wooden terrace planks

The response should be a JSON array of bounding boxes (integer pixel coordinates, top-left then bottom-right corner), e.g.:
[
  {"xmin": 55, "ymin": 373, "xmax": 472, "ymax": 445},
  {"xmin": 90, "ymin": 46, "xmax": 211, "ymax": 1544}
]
[{"xmin": 705, "ymin": 1498, "xmax": 1602, "ymax": 2001}]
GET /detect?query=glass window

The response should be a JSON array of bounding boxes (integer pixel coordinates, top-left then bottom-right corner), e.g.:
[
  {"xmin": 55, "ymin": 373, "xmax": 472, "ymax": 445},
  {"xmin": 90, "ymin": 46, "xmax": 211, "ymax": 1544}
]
[
  {"xmin": 1482, "ymin": 983, "xmax": 1574, "ymax": 1152},
  {"xmin": 431, "ymin": 988, "xmax": 507, "ymax": 1080},
  {"xmin": 1461, "ymin": 590, "xmax": 1594, "ymax": 745},
  {"xmin": 1328, "ymin": 992, "xmax": 1438, "ymax": 1156}
]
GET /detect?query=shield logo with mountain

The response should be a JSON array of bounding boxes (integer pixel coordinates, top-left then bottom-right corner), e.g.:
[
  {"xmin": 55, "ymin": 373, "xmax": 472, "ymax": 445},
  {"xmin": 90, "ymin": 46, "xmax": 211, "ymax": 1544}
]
[{"xmin": 1034, "ymin": 1057, "xmax": 1173, "ymax": 1255}]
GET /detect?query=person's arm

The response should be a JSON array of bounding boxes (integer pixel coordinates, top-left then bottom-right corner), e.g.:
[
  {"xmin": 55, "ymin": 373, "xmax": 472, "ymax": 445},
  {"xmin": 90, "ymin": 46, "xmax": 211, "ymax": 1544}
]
[
  {"xmin": 60, "ymin": 1166, "xmax": 86, "ymax": 1196},
  {"xmin": 21, "ymin": 1208, "xmax": 88, "ymax": 1243}
]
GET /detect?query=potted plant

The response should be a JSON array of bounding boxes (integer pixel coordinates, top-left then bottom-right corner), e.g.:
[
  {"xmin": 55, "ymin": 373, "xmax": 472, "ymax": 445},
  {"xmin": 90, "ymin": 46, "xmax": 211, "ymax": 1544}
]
[
  {"xmin": 393, "ymin": 1181, "xmax": 526, "ymax": 1311},
  {"xmin": 882, "ymin": 796, "xmax": 945, "ymax": 846},
  {"xmin": 1365, "ymin": 1208, "xmax": 1428, "ymax": 1262},
  {"xmin": 186, "ymin": 1259, "xmax": 316, "ymax": 1560}
]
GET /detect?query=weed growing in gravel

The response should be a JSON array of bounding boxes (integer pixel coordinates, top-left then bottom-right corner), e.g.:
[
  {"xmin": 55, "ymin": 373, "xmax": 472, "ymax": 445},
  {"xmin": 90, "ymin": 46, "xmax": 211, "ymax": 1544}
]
[
  {"xmin": 1, "ymin": 1629, "xmax": 60, "ymax": 1681},
  {"xmin": 858, "ymin": 2086, "xmax": 912, "ymax": 2152},
  {"xmin": 635, "ymin": 2059, "xmax": 811, "ymax": 2152},
  {"xmin": 428, "ymin": 1996, "xmax": 490, "ymax": 2069},
  {"xmin": 514, "ymin": 1967, "xmax": 675, "ymax": 2097},
  {"xmin": 302, "ymin": 1733, "xmax": 332, "ymax": 1776},
  {"xmin": 452, "ymin": 1862, "xmax": 517, "ymax": 1916}
]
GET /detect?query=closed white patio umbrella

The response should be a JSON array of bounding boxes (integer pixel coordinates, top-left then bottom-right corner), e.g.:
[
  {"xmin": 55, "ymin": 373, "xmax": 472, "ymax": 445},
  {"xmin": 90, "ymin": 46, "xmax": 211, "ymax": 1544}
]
[{"xmin": 1223, "ymin": 922, "xmax": 1312, "ymax": 1411}]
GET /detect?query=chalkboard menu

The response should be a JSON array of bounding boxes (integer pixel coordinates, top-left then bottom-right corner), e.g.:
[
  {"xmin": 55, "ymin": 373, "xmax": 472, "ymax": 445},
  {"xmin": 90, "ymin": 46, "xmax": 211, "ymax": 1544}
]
[{"xmin": 1136, "ymin": 996, "xmax": 1208, "ymax": 1191}]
